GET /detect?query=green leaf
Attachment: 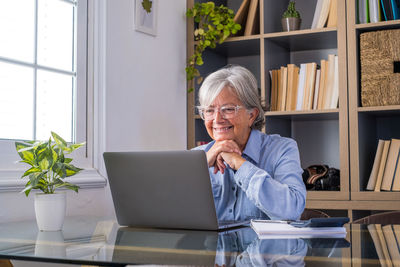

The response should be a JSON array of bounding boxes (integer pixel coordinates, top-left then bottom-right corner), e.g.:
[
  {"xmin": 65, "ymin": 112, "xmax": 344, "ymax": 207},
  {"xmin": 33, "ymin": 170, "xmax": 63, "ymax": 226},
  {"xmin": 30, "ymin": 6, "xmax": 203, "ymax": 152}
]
[
  {"xmin": 141, "ymin": 0, "xmax": 152, "ymax": 13},
  {"xmin": 64, "ymin": 158, "xmax": 73, "ymax": 164},
  {"xmin": 54, "ymin": 182, "xmax": 79, "ymax": 193},
  {"xmin": 22, "ymin": 167, "xmax": 42, "ymax": 178},
  {"xmin": 52, "ymin": 162, "xmax": 67, "ymax": 178},
  {"xmin": 51, "ymin": 131, "xmax": 67, "ymax": 148},
  {"xmin": 37, "ymin": 147, "xmax": 53, "ymax": 170},
  {"xmin": 65, "ymin": 164, "xmax": 83, "ymax": 177},
  {"xmin": 68, "ymin": 142, "xmax": 85, "ymax": 153},
  {"xmin": 15, "ymin": 142, "xmax": 35, "ymax": 163}
]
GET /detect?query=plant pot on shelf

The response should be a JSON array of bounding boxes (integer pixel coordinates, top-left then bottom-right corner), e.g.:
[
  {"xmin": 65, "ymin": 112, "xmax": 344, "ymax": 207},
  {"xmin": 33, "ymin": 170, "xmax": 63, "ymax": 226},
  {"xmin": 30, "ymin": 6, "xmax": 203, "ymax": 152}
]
[
  {"xmin": 281, "ymin": 17, "xmax": 301, "ymax": 32},
  {"xmin": 34, "ymin": 192, "xmax": 66, "ymax": 231}
]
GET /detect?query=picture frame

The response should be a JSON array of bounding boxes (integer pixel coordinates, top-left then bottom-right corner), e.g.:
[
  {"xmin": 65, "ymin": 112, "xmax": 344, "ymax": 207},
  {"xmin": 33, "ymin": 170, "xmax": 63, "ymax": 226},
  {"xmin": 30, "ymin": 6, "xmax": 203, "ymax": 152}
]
[{"xmin": 134, "ymin": 0, "xmax": 158, "ymax": 36}]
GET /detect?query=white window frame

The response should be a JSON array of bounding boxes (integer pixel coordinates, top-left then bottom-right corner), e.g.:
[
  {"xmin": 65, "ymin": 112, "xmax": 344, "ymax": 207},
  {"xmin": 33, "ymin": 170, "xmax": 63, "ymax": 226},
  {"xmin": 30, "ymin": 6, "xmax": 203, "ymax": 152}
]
[{"xmin": 0, "ymin": 0, "xmax": 107, "ymax": 192}]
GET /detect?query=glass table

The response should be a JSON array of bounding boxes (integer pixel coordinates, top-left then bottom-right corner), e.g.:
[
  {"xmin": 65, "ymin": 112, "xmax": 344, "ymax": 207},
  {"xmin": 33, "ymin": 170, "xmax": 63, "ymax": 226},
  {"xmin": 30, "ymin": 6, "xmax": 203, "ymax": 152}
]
[{"xmin": 0, "ymin": 216, "xmax": 397, "ymax": 266}]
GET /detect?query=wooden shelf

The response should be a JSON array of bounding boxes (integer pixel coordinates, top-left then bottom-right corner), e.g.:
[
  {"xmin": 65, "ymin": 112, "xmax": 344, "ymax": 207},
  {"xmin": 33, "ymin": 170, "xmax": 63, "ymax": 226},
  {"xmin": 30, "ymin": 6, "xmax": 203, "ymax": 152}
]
[
  {"xmin": 265, "ymin": 109, "xmax": 339, "ymax": 120},
  {"xmin": 355, "ymin": 19, "xmax": 400, "ymax": 30},
  {"xmin": 263, "ymin": 28, "xmax": 337, "ymax": 51}
]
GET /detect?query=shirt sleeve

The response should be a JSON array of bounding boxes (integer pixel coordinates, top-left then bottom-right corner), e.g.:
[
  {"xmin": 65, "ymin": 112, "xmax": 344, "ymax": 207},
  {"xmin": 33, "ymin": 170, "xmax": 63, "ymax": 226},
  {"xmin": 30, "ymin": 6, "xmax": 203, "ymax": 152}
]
[{"xmin": 233, "ymin": 139, "xmax": 306, "ymax": 221}]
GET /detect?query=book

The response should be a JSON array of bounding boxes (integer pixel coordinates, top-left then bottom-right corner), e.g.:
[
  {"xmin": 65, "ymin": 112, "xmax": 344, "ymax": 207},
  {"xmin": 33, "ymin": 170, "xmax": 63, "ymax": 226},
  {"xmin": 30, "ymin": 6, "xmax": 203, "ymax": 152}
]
[
  {"xmin": 313, "ymin": 69, "xmax": 321, "ymax": 110},
  {"xmin": 381, "ymin": 139, "xmax": 400, "ymax": 190},
  {"xmin": 290, "ymin": 65, "xmax": 299, "ymax": 111},
  {"xmin": 233, "ymin": 0, "xmax": 251, "ymax": 36},
  {"xmin": 280, "ymin": 66, "xmax": 288, "ymax": 111},
  {"xmin": 366, "ymin": 140, "xmax": 386, "ymax": 190},
  {"xmin": 369, "ymin": 0, "xmax": 382, "ymax": 22},
  {"xmin": 382, "ymin": 225, "xmax": 400, "ymax": 266},
  {"xmin": 393, "ymin": 225, "xmax": 400, "ymax": 246},
  {"xmin": 317, "ymin": 59, "xmax": 327, "ymax": 110},
  {"xmin": 330, "ymin": 55, "xmax": 339, "ymax": 108},
  {"xmin": 250, "ymin": 220, "xmax": 347, "ymax": 239},
  {"xmin": 302, "ymin": 63, "xmax": 317, "ymax": 110},
  {"xmin": 359, "ymin": 0, "xmax": 369, "ymax": 23},
  {"xmin": 374, "ymin": 140, "xmax": 391, "ymax": 191},
  {"xmin": 322, "ymin": 54, "xmax": 335, "ymax": 109},
  {"xmin": 277, "ymin": 68, "xmax": 282, "ymax": 111},
  {"xmin": 381, "ymin": 0, "xmax": 394, "ymax": 20},
  {"xmin": 392, "ymin": 149, "xmax": 400, "ymax": 191},
  {"xmin": 244, "ymin": 0, "xmax": 258, "ymax": 36},
  {"xmin": 327, "ymin": 0, "xmax": 338, "ymax": 27},
  {"xmin": 311, "ymin": 0, "xmax": 325, "ymax": 29},
  {"xmin": 286, "ymin": 64, "xmax": 296, "ymax": 111},
  {"xmin": 368, "ymin": 224, "xmax": 391, "ymax": 267},
  {"xmin": 392, "ymin": 0, "xmax": 400, "ymax": 19},
  {"xmin": 296, "ymin": 64, "xmax": 307, "ymax": 110},
  {"xmin": 317, "ymin": 0, "xmax": 332, "ymax": 28},
  {"xmin": 376, "ymin": 224, "xmax": 394, "ymax": 267}
]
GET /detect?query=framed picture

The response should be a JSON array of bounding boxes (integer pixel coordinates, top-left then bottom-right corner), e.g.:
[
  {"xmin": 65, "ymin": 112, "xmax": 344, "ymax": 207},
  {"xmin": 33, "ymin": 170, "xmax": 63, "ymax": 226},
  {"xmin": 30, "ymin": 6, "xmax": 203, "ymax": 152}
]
[{"xmin": 135, "ymin": 0, "xmax": 158, "ymax": 36}]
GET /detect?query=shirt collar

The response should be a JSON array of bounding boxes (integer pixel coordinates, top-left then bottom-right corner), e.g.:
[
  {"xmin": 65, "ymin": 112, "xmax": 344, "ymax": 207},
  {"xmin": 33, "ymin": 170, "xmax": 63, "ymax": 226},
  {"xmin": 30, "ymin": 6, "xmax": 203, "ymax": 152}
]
[{"xmin": 242, "ymin": 129, "xmax": 262, "ymax": 164}]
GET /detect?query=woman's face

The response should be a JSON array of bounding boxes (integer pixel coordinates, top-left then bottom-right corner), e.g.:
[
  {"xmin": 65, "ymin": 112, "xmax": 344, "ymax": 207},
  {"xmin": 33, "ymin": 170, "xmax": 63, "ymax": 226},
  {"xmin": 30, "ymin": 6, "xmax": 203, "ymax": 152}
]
[{"xmin": 204, "ymin": 87, "xmax": 258, "ymax": 149}]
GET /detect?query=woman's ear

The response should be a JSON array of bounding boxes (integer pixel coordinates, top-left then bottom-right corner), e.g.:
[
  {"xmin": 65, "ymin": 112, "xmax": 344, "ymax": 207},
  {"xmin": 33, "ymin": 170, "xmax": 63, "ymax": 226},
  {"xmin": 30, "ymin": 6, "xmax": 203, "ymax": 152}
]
[{"xmin": 248, "ymin": 108, "xmax": 259, "ymax": 127}]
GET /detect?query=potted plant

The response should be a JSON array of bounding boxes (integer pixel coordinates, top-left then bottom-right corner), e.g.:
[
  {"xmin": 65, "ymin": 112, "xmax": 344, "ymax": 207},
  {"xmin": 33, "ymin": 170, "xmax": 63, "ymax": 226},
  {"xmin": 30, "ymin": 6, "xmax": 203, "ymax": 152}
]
[
  {"xmin": 186, "ymin": 2, "xmax": 241, "ymax": 92},
  {"xmin": 281, "ymin": 1, "xmax": 301, "ymax": 32},
  {"xmin": 15, "ymin": 131, "xmax": 85, "ymax": 231}
]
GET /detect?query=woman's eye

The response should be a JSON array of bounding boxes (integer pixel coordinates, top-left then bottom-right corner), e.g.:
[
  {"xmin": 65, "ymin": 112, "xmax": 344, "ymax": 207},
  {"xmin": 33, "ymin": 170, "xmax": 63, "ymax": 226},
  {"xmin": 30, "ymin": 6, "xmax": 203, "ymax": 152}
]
[
  {"xmin": 223, "ymin": 108, "xmax": 235, "ymax": 113},
  {"xmin": 205, "ymin": 109, "xmax": 214, "ymax": 114}
]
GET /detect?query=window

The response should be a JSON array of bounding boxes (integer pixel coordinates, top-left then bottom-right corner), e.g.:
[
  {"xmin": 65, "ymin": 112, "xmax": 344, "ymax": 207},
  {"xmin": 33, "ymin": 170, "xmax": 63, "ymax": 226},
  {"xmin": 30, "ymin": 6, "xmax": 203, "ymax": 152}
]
[{"xmin": 0, "ymin": 0, "xmax": 90, "ymax": 170}]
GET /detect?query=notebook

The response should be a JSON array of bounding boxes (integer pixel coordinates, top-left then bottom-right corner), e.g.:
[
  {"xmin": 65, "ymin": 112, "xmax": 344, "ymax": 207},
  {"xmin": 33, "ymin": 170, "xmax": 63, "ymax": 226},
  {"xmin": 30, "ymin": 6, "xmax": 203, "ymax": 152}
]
[{"xmin": 103, "ymin": 150, "xmax": 248, "ymax": 230}]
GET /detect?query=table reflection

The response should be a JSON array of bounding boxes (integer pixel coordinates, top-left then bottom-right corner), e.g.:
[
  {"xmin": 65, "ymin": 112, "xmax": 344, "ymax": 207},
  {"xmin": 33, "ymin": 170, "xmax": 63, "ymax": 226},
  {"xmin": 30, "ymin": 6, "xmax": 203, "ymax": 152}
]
[{"xmin": 112, "ymin": 226, "xmax": 350, "ymax": 266}]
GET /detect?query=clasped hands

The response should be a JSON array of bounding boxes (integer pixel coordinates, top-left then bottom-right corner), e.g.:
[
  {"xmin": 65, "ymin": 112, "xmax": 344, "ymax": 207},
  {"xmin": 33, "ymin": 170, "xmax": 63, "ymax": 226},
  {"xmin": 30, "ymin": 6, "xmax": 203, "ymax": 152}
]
[{"xmin": 206, "ymin": 140, "xmax": 246, "ymax": 174}]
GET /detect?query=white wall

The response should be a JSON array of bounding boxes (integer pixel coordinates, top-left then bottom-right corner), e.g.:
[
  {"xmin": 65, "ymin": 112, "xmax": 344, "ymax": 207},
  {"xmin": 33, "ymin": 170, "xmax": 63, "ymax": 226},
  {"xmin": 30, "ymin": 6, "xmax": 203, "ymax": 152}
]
[
  {"xmin": 105, "ymin": 0, "xmax": 187, "ymax": 152},
  {"xmin": 2, "ymin": 0, "xmax": 187, "ymax": 224}
]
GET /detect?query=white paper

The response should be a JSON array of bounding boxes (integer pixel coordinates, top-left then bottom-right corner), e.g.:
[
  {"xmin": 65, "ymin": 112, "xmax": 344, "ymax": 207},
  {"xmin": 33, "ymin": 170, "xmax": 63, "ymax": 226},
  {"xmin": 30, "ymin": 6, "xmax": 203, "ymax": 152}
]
[{"xmin": 250, "ymin": 220, "xmax": 347, "ymax": 239}]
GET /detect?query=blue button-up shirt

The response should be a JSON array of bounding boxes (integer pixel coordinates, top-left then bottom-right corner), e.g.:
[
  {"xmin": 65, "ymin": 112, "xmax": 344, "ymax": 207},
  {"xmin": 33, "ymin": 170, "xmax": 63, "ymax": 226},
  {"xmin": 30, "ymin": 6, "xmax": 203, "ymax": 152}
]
[{"xmin": 193, "ymin": 129, "xmax": 306, "ymax": 221}]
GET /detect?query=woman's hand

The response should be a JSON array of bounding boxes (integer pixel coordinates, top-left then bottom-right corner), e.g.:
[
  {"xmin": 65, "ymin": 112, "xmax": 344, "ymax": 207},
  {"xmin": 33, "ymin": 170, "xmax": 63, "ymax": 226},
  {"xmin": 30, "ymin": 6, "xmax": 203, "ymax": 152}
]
[
  {"xmin": 206, "ymin": 140, "xmax": 242, "ymax": 174},
  {"xmin": 218, "ymin": 152, "xmax": 246, "ymax": 171}
]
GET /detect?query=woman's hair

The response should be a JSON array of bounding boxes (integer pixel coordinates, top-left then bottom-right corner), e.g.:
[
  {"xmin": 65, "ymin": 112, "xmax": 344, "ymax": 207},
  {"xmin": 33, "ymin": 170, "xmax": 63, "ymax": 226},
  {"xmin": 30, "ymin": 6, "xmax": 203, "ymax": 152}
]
[{"xmin": 198, "ymin": 65, "xmax": 265, "ymax": 130}]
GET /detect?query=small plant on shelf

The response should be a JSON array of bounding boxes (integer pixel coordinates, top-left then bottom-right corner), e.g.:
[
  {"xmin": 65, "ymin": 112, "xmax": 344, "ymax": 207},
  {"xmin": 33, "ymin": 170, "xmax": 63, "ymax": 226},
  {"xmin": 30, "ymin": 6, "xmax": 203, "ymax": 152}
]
[
  {"xmin": 186, "ymin": 2, "xmax": 241, "ymax": 92},
  {"xmin": 281, "ymin": 1, "xmax": 301, "ymax": 31}
]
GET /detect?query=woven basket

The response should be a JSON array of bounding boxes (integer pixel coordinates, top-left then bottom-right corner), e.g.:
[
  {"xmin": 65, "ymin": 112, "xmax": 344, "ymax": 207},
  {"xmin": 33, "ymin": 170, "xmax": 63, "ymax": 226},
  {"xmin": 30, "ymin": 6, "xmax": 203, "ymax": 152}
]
[{"xmin": 360, "ymin": 29, "xmax": 400, "ymax": 107}]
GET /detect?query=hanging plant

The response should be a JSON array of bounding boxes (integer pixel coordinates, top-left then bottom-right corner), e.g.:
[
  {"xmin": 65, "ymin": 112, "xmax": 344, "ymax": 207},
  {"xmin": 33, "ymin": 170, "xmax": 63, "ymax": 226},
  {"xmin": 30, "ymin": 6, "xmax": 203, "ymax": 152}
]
[{"xmin": 186, "ymin": 2, "xmax": 241, "ymax": 92}]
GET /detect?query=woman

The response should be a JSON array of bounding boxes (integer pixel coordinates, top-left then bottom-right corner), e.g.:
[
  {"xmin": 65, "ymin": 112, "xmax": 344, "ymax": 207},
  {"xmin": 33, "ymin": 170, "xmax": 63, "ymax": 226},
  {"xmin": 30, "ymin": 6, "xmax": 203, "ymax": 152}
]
[{"xmin": 193, "ymin": 65, "xmax": 306, "ymax": 221}]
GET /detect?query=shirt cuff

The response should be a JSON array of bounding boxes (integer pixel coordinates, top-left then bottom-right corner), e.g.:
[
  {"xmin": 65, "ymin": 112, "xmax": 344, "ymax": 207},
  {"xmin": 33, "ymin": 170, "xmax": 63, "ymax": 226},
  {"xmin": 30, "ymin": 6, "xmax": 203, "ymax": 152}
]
[{"xmin": 234, "ymin": 161, "xmax": 258, "ymax": 191}]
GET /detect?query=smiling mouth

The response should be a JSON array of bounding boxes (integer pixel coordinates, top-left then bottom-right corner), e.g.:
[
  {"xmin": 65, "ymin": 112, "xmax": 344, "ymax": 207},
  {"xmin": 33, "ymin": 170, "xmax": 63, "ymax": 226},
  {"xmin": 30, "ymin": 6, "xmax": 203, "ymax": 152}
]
[{"xmin": 213, "ymin": 126, "xmax": 233, "ymax": 133}]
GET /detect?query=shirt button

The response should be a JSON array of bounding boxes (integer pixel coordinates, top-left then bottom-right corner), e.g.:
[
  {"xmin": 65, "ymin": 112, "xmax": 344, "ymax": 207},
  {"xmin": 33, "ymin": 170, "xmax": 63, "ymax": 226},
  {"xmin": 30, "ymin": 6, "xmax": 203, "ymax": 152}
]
[
  {"xmin": 238, "ymin": 181, "xmax": 242, "ymax": 186},
  {"xmin": 229, "ymin": 209, "xmax": 232, "ymax": 213}
]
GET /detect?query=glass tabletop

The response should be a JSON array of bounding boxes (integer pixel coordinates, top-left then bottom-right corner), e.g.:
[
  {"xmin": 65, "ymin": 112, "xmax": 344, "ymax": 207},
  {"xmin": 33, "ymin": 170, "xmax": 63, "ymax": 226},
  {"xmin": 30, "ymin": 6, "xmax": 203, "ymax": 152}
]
[{"xmin": 0, "ymin": 216, "xmax": 388, "ymax": 267}]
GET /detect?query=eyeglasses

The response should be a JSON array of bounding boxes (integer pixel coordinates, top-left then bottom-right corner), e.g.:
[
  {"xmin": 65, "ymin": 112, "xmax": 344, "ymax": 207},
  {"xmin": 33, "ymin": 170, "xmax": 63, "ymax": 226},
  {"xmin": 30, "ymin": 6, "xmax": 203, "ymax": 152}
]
[{"xmin": 198, "ymin": 105, "xmax": 242, "ymax": 121}]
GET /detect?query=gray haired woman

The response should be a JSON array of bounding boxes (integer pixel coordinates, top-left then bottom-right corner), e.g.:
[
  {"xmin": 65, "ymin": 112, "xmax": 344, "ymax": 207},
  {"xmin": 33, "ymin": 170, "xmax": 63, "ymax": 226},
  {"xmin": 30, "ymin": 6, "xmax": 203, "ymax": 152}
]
[{"xmin": 193, "ymin": 65, "xmax": 306, "ymax": 221}]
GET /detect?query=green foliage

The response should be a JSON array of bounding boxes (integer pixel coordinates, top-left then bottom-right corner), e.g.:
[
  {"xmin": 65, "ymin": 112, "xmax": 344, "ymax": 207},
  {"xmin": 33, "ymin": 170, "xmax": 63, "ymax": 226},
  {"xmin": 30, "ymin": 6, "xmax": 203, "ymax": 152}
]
[
  {"xmin": 186, "ymin": 2, "xmax": 241, "ymax": 92},
  {"xmin": 15, "ymin": 132, "xmax": 85, "ymax": 196},
  {"xmin": 141, "ymin": 0, "xmax": 152, "ymax": 13},
  {"xmin": 282, "ymin": 1, "xmax": 301, "ymax": 19}
]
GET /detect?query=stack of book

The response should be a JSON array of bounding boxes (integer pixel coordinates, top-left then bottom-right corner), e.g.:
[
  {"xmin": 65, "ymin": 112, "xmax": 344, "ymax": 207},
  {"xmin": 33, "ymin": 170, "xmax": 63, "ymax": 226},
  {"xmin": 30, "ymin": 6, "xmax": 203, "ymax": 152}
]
[
  {"xmin": 233, "ymin": 0, "xmax": 259, "ymax": 36},
  {"xmin": 311, "ymin": 0, "xmax": 338, "ymax": 29},
  {"xmin": 368, "ymin": 224, "xmax": 400, "ymax": 266},
  {"xmin": 358, "ymin": 0, "xmax": 400, "ymax": 24},
  {"xmin": 269, "ymin": 54, "xmax": 339, "ymax": 112},
  {"xmin": 366, "ymin": 139, "xmax": 400, "ymax": 191}
]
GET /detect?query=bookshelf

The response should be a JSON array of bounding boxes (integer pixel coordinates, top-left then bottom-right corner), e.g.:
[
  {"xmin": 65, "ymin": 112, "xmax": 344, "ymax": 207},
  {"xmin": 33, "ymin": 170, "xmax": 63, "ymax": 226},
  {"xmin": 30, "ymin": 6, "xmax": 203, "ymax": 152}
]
[
  {"xmin": 187, "ymin": 0, "xmax": 397, "ymax": 220},
  {"xmin": 347, "ymin": 0, "xmax": 400, "ymax": 218}
]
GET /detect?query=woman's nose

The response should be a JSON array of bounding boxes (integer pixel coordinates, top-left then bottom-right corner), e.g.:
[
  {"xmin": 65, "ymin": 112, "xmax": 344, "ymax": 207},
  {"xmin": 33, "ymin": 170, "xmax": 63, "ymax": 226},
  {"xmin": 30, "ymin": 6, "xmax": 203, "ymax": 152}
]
[{"xmin": 214, "ymin": 109, "xmax": 225, "ymax": 122}]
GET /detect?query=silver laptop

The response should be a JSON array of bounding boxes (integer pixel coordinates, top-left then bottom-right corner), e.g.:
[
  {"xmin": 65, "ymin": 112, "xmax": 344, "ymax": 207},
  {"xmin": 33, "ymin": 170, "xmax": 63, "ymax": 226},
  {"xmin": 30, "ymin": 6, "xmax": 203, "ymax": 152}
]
[{"xmin": 103, "ymin": 150, "xmax": 248, "ymax": 230}]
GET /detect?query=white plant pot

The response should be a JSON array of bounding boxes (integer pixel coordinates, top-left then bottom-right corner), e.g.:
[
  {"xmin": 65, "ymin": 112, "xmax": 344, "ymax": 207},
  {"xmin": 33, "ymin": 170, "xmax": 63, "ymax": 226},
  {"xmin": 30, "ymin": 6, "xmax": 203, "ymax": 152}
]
[{"xmin": 34, "ymin": 192, "xmax": 66, "ymax": 231}]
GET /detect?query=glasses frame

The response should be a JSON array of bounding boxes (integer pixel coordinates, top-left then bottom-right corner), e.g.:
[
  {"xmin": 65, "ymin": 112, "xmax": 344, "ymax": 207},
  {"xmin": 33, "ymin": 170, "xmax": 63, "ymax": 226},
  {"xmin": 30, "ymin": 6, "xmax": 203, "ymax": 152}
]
[{"xmin": 197, "ymin": 105, "xmax": 243, "ymax": 121}]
